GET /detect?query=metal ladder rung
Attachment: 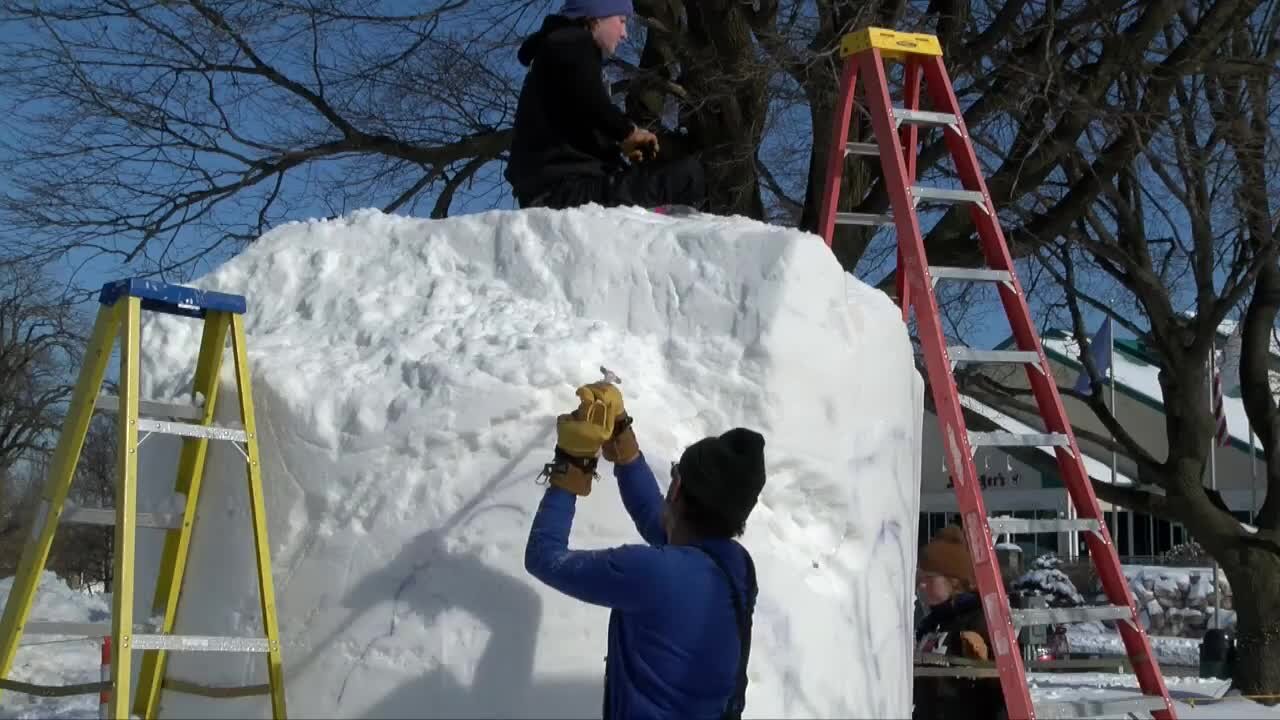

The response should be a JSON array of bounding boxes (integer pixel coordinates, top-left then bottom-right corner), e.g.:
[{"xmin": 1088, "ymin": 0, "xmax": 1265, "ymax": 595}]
[
  {"xmin": 893, "ymin": 108, "xmax": 958, "ymax": 127},
  {"xmin": 968, "ymin": 432, "xmax": 1071, "ymax": 448},
  {"xmin": 25, "ymin": 621, "xmax": 112, "ymax": 636},
  {"xmin": 928, "ymin": 266, "xmax": 1013, "ymax": 283},
  {"xmin": 62, "ymin": 507, "xmax": 183, "ymax": 530},
  {"xmin": 845, "ymin": 141, "xmax": 880, "ymax": 156},
  {"xmin": 835, "ymin": 212, "xmax": 893, "ymax": 226},
  {"xmin": 988, "ymin": 517, "xmax": 1102, "ymax": 535},
  {"xmin": 24, "ymin": 621, "xmax": 154, "ymax": 637},
  {"xmin": 1032, "ymin": 695, "xmax": 1169, "ymax": 719},
  {"xmin": 948, "ymin": 347, "xmax": 1041, "ymax": 365},
  {"xmin": 138, "ymin": 418, "xmax": 247, "ymax": 443},
  {"xmin": 130, "ymin": 634, "xmax": 271, "ymax": 653},
  {"xmin": 911, "ymin": 186, "xmax": 987, "ymax": 205},
  {"xmin": 1011, "ymin": 604, "xmax": 1132, "ymax": 628},
  {"xmin": 96, "ymin": 395, "xmax": 203, "ymax": 422}
]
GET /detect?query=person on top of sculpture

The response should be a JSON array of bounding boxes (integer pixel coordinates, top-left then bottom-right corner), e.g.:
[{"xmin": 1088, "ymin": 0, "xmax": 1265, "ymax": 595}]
[
  {"xmin": 524, "ymin": 381, "xmax": 762, "ymax": 719},
  {"xmin": 504, "ymin": 0, "xmax": 707, "ymax": 212}
]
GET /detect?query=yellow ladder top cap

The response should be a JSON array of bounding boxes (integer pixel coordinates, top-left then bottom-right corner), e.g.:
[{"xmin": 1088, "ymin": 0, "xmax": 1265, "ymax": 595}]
[{"xmin": 841, "ymin": 26, "xmax": 942, "ymax": 59}]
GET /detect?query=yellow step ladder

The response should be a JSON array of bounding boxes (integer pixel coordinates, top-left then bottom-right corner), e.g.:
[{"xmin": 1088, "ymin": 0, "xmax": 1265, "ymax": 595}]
[{"xmin": 0, "ymin": 278, "xmax": 287, "ymax": 719}]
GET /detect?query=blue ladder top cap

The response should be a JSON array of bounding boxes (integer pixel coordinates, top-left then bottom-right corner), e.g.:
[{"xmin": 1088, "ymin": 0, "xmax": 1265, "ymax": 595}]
[{"xmin": 98, "ymin": 278, "xmax": 247, "ymax": 317}]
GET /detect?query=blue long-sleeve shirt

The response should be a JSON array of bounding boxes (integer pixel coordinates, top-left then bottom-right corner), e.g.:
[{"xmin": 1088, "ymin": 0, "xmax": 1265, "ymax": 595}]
[{"xmin": 525, "ymin": 453, "xmax": 755, "ymax": 720}]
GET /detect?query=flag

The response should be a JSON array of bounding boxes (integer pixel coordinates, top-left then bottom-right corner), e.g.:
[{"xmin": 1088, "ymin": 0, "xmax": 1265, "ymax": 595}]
[
  {"xmin": 1212, "ymin": 353, "xmax": 1229, "ymax": 447},
  {"xmin": 1218, "ymin": 320, "xmax": 1244, "ymax": 396},
  {"xmin": 1073, "ymin": 317, "xmax": 1113, "ymax": 394}
]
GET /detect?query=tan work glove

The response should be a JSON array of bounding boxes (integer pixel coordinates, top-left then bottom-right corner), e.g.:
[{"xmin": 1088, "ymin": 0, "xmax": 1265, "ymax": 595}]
[
  {"xmin": 958, "ymin": 631, "xmax": 990, "ymax": 661},
  {"xmin": 621, "ymin": 127, "xmax": 659, "ymax": 163},
  {"xmin": 577, "ymin": 382, "xmax": 639, "ymax": 465},
  {"xmin": 545, "ymin": 383, "xmax": 624, "ymax": 495}
]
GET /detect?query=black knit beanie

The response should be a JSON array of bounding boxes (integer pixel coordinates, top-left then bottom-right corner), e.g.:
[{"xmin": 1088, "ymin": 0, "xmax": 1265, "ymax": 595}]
[{"xmin": 677, "ymin": 427, "xmax": 767, "ymax": 528}]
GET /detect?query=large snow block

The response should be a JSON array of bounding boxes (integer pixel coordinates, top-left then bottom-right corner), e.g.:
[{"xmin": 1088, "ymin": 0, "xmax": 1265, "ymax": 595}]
[{"xmin": 130, "ymin": 206, "xmax": 924, "ymax": 718}]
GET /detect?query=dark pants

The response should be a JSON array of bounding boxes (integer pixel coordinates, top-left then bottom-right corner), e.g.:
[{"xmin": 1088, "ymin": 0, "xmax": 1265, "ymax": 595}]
[{"xmin": 519, "ymin": 155, "xmax": 706, "ymax": 211}]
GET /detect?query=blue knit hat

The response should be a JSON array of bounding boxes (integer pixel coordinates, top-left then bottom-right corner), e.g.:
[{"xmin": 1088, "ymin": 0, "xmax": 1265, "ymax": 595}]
[{"xmin": 558, "ymin": 0, "xmax": 633, "ymax": 18}]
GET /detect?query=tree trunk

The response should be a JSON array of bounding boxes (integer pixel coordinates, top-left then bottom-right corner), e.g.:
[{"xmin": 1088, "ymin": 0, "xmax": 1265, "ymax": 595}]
[
  {"xmin": 1224, "ymin": 547, "xmax": 1280, "ymax": 699},
  {"xmin": 1144, "ymin": 364, "xmax": 1280, "ymax": 699},
  {"xmin": 677, "ymin": 1, "xmax": 767, "ymax": 219}
]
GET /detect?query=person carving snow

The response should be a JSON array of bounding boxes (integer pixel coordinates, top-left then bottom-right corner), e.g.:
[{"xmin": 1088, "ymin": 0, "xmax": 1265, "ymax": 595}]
[
  {"xmin": 913, "ymin": 525, "xmax": 1007, "ymax": 720},
  {"xmin": 524, "ymin": 381, "xmax": 762, "ymax": 720},
  {"xmin": 504, "ymin": 0, "xmax": 707, "ymax": 211}
]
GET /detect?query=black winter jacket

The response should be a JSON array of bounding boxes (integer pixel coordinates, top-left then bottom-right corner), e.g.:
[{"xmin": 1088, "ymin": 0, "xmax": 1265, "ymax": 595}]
[
  {"xmin": 504, "ymin": 15, "xmax": 636, "ymax": 202},
  {"xmin": 913, "ymin": 592, "xmax": 1007, "ymax": 720}
]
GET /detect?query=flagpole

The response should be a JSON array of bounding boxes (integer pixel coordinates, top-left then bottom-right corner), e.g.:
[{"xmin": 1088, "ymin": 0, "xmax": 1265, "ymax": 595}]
[
  {"xmin": 1109, "ymin": 320, "xmax": 1119, "ymax": 554},
  {"xmin": 1067, "ymin": 498, "xmax": 1078, "ymax": 561},
  {"xmin": 1208, "ymin": 348, "xmax": 1220, "ymax": 630}
]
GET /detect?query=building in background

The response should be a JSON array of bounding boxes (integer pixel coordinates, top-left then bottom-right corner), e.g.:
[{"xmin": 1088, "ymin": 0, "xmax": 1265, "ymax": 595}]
[{"xmin": 919, "ymin": 324, "xmax": 1276, "ymax": 562}]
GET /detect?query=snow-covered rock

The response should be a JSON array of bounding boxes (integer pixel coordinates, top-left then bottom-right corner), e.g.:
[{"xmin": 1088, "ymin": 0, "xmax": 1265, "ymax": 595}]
[
  {"xmin": 1072, "ymin": 563, "xmax": 1236, "ymax": 638},
  {"xmin": 1110, "ymin": 566, "xmax": 1235, "ymax": 638}
]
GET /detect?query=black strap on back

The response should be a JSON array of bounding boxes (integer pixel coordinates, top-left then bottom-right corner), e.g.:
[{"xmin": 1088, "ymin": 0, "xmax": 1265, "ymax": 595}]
[{"xmin": 696, "ymin": 545, "xmax": 757, "ymax": 720}]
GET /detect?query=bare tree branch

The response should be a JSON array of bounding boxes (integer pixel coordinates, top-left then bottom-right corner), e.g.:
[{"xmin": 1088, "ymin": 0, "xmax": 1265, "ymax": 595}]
[
  {"xmin": 0, "ymin": 257, "xmax": 82, "ymax": 472},
  {"xmin": 0, "ymin": 0, "xmax": 521, "ymax": 280}
]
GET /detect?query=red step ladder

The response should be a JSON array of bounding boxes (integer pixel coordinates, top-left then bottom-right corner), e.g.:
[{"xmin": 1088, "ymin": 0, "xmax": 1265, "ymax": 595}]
[{"xmin": 817, "ymin": 27, "xmax": 1176, "ymax": 720}]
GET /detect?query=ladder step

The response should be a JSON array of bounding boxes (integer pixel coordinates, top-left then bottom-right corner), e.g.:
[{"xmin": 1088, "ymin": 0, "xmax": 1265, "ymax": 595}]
[
  {"xmin": 96, "ymin": 395, "xmax": 203, "ymax": 422},
  {"xmin": 26, "ymin": 621, "xmax": 112, "ymax": 636},
  {"xmin": 138, "ymin": 418, "xmax": 247, "ymax": 443},
  {"xmin": 988, "ymin": 518, "xmax": 1103, "ymax": 535},
  {"xmin": 948, "ymin": 347, "xmax": 1041, "ymax": 365},
  {"xmin": 911, "ymin": 186, "xmax": 987, "ymax": 205},
  {"xmin": 62, "ymin": 507, "xmax": 183, "ymax": 530},
  {"xmin": 835, "ymin": 211, "xmax": 894, "ymax": 226},
  {"xmin": 928, "ymin": 266, "xmax": 1013, "ymax": 283},
  {"xmin": 1011, "ymin": 604, "xmax": 1133, "ymax": 628},
  {"xmin": 1033, "ymin": 695, "xmax": 1169, "ymax": 719},
  {"xmin": 968, "ymin": 432, "xmax": 1071, "ymax": 448},
  {"xmin": 130, "ymin": 634, "xmax": 270, "ymax": 653},
  {"xmin": 845, "ymin": 141, "xmax": 880, "ymax": 156},
  {"xmin": 892, "ymin": 108, "xmax": 958, "ymax": 127},
  {"xmin": 25, "ymin": 621, "xmax": 156, "ymax": 637}
]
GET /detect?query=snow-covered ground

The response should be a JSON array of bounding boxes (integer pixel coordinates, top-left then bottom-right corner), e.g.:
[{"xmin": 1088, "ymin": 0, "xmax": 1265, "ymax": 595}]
[
  {"xmin": 1029, "ymin": 672, "xmax": 1280, "ymax": 719},
  {"xmin": 1, "ymin": 573, "xmax": 110, "ymax": 720},
  {"xmin": 8, "ymin": 571, "xmax": 1280, "ymax": 719}
]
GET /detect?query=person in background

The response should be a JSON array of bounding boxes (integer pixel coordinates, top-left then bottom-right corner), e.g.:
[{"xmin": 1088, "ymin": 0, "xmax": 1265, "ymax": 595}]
[
  {"xmin": 504, "ymin": 0, "xmax": 706, "ymax": 211},
  {"xmin": 524, "ymin": 381, "xmax": 762, "ymax": 719},
  {"xmin": 913, "ymin": 525, "xmax": 1007, "ymax": 720}
]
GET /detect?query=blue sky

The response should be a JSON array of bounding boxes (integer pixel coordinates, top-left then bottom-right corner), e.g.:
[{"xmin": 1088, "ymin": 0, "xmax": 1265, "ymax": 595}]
[{"xmin": 0, "ymin": 3, "xmax": 1252, "ymax": 360}]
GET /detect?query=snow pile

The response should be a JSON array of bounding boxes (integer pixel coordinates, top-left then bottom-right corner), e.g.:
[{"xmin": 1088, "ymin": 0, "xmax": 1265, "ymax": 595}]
[
  {"xmin": 0, "ymin": 573, "xmax": 109, "ymax": 719},
  {"xmin": 119, "ymin": 206, "xmax": 923, "ymax": 718}
]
